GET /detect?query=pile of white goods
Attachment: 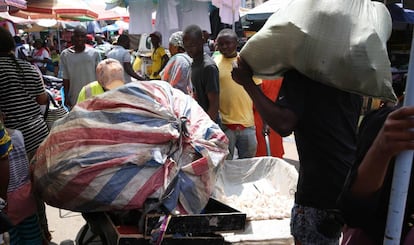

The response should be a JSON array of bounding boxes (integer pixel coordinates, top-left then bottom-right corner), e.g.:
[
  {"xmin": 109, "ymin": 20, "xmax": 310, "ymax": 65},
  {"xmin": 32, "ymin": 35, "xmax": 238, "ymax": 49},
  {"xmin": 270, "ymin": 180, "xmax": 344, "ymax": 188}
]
[
  {"xmin": 218, "ymin": 178, "xmax": 293, "ymax": 221},
  {"xmin": 214, "ymin": 156, "xmax": 298, "ymax": 244}
]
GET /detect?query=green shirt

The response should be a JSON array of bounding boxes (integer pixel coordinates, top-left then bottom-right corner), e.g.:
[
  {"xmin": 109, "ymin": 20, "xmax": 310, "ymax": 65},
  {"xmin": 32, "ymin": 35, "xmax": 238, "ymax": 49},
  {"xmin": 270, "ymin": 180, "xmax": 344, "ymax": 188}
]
[{"xmin": 77, "ymin": 81, "xmax": 105, "ymax": 103}]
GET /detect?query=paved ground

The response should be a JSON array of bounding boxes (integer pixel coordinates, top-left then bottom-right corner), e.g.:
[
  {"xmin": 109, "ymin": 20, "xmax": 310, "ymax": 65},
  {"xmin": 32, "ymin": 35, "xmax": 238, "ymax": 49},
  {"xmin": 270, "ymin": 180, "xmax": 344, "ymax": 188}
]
[{"xmin": 46, "ymin": 136, "xmax": 299, "ymax": 244}]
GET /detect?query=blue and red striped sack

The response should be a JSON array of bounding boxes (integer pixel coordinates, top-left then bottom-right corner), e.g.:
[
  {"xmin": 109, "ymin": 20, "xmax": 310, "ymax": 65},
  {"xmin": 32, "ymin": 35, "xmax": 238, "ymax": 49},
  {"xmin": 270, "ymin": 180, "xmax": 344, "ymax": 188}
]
[{"xmin": 32, "ymin": 80, "xmax": 229, "ymax": 214}]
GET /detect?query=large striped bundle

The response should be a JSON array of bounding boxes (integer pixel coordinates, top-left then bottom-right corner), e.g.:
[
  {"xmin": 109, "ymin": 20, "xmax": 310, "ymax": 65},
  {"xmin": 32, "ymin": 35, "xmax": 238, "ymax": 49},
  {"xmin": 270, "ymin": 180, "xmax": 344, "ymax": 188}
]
[{"xmin": 32, "ymin": 80, "xmax": 229, "ymax": 214}]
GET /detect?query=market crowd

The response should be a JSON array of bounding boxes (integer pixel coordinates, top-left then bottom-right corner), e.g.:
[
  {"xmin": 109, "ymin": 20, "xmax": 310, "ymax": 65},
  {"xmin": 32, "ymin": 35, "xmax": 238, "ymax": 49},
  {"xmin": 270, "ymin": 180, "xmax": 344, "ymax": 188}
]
[{"xmin": 0, "ymin": 16, "xmax": 414, "ymax": 245}]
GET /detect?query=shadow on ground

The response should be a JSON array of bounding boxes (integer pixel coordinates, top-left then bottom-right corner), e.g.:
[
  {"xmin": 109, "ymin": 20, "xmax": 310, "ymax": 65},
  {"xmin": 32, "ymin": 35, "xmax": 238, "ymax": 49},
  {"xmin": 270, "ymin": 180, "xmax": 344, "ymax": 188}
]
[{"xmin": 284, "ymin": 158, "xmax": 299, "ymax": 172}]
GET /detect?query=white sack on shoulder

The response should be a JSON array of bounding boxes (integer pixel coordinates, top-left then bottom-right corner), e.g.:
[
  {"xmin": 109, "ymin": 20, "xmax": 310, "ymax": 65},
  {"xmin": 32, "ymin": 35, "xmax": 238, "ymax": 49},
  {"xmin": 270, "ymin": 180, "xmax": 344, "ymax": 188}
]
[{"xmin": 240, "ymin": 0, "xmax": 396, "ymax": 102}]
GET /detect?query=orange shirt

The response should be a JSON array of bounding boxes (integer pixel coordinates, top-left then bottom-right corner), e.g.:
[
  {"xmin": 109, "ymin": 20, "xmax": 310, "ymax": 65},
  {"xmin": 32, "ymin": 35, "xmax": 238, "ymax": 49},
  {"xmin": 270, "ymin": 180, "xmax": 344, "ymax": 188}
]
[{"xmin": 254, "ymin": 78, "xmax": 285, "ymax": 157}]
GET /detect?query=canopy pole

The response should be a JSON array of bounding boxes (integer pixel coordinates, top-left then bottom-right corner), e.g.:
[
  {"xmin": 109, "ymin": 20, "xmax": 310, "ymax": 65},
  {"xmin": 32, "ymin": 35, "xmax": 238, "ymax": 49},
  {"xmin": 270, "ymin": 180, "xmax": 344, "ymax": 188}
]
[
  {"xmin": 57, "ymin": 25, "xmax": 61, "ymax": 54},
  {"xmin": 383, "ymin": 28, "xmax": 414, "ymax": 245}
]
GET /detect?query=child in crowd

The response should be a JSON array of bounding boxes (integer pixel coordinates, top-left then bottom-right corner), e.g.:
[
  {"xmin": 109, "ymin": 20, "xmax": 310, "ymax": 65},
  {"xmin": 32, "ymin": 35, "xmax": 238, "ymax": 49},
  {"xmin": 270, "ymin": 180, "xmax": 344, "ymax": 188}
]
[{"xmin": 1, "ymin": 110, "xmax": 42, "ymax": 245}]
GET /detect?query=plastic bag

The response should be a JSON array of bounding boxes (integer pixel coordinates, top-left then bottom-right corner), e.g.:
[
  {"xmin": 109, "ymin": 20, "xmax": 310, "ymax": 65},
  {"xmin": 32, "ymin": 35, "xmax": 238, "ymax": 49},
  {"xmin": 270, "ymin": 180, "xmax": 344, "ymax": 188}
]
[{"xmin": 240, "ymin": 0, "xmax": 396, "ymax": 102}]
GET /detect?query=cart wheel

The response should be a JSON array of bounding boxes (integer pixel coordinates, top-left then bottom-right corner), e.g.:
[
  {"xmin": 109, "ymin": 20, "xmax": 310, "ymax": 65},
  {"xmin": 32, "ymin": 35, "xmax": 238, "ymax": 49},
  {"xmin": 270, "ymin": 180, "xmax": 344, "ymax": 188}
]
[{"xmin": 76, "ymin": 223, "xmax": 105, "ymax": 245}]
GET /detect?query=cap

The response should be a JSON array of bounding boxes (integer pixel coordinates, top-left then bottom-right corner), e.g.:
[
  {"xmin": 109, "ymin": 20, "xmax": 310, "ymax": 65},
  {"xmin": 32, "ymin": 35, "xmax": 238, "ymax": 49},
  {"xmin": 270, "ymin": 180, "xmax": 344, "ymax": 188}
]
[
  {"xmin": 150, "ymin": 31, "xmax": 162, "ymax": 41},
  {"xmin": 86, "ymin": 34, "xmax": 94, "ymax": 41},
  {"xmin": 104, "ymin": 79, "xmax": 124, "ymax": 90},
  {"xmin": 169, "ymin": 31, "xmax": 184, "ymax": 49}
]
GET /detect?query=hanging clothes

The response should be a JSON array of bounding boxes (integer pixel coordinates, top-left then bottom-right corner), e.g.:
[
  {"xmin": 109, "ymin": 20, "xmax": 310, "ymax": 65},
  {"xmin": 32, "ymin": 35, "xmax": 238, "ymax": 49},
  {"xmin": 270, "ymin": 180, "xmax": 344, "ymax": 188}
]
[
  {"xmin": 211, "ymin": 0, "xmax": 240, "ymax": 25},
  {"xmin": 128, "ymin": 0, "xmax": 153, "ymax": 34},
  {"xmin": 178, "ymin": 1, "xmax": 211, "ymax": 33},
  {"xmin": 155, "ymin": 0, "xmax": 211, "ymax": 48},
  {"xmin": 155, "ymin": 0, "xmax": 180, "ymax": 48}
]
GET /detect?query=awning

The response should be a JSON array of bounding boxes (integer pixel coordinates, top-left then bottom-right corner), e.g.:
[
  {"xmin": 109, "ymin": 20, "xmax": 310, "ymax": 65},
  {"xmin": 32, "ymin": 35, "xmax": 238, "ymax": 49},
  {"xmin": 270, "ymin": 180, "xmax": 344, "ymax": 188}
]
[
  {"xmin": 0, "ymin": 0, "xmax": 26, "ymax": 9},
  {"xmin": 10, "ymin": 0, "xmax": 98, "ymax": 21}
]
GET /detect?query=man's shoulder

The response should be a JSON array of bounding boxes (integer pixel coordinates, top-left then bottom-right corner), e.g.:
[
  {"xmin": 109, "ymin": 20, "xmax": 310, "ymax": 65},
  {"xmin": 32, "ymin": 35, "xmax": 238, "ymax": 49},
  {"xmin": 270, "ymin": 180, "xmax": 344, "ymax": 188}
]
[
  {"xmin": 85, "ymin": 46, "xmax": 100, "ymax": 55},
  {"xmin": 174, "ymin": 53, "xmax": 192, "ymax": 63},
  {"xmin": 61, "ymin": 47, "xmax": 75, "ymax": 56},
  {"xmin": 203, "ymin": 54, "xmax": 217, "ymax": 65}
]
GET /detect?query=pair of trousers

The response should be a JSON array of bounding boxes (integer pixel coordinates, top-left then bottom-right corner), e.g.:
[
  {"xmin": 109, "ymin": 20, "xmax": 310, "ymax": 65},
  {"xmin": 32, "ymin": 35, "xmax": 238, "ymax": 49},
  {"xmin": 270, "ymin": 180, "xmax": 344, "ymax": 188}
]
[{"xmin": 222, "ymin": 125, "xmax": 257, "ymax": 160}]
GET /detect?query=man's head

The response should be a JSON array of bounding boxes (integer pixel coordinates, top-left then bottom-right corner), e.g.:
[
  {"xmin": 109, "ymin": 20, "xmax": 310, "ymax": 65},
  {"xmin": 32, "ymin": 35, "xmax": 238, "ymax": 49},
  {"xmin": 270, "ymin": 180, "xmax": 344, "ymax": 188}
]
[
  {"xmin": 13, "ymin": 36, "xmax": 22, "ymax": 45},
  {"xmin": 216, "ymin": 28, "xmax": 238, "ymax": 58},
  {"xmin": 116, "ymin": 34, "xmax": 130, "ymax": 49},
  {"xmin": 94, "ymin": 34, "xmax": 105, "ymax": 45},
  {"xmin": 72, "ymin": 25, "xmax": 87, "ymax": 51},
  {"xmin": 34, "ymin": 39, "xmax": 43, "ymax": 49},
  {"xmin": 0, "ymin": 26, "xmax": 15, "ymax": 54},
  {"xmin": 202, "ymin": 30, "xmax": 210, "ymax": 43},
  {"xmin": 168, "ymin": 31, "xmax": 185, "ymax": 56},
  {"xmin": 150, "ymin": 31, "xmax": 162, "ymax": 48},
  {"xmin": 183, "ymin": 25, "xmax": 204, "ymax": 60},
  {"xmin": 96, "ymin": 58, "xmax": 125, "ymax": 91}
]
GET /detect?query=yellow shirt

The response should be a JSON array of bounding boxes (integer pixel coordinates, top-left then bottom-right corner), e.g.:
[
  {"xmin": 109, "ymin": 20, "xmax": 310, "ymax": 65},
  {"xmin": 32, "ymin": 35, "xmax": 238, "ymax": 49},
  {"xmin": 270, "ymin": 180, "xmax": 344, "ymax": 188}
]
[
  {"xmin": 77, "ymin": 81, "xmax": 105, "ymax": 103},
  {"xmin": 150, "ymin": 47, "xmax": 166, "ymax": 79},
  {"xmin": 214, "ymin": 54, "xmax": 257, "ymax": 127}
]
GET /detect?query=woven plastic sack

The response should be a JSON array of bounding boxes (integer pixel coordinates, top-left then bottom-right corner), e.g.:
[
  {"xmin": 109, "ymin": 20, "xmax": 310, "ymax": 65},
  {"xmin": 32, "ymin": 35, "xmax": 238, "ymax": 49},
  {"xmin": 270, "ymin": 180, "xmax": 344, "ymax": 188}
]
[
  {"xmin": 32, "ymin": 80, "xmax": 229, "ymax": 214},
  {"xmin": 240, "ymin": 0, "xmax": 396, "ymax": 102}
]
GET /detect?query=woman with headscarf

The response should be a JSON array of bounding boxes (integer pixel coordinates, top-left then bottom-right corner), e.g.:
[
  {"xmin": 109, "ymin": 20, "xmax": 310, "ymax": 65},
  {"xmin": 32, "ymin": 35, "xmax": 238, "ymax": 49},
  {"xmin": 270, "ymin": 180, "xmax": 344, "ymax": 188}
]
[{"xmin": 160, "ymin": 31, "xmax": 193, "ymax": 94}]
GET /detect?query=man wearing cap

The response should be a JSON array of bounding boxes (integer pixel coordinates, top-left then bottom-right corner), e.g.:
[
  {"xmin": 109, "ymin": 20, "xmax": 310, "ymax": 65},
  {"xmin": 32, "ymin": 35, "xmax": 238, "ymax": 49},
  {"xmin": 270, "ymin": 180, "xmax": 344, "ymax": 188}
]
[
  {"xmin": 160, "ymin": 31, "xmax": 192, "ymax": 94},
  {"xmin": 149, "ymin": 31, "xmax": 169, "ymax": 80},
  {"xmin": 77, "ymin": 58, "xmax": 125, "ymax": 103},
  {"xmin": 107, "ymin": 34, "xmax": 144, "ymax": 83}
]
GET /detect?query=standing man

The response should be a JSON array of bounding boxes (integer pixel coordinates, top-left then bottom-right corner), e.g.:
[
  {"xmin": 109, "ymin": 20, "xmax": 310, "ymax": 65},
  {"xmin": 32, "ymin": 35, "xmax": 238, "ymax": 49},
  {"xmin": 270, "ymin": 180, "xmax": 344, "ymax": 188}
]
[
  {"xmin": 183, "ymin": 25, "xmax": 220, "ymax": 124},
  {"xmin": 60, "ymin": 25, "xmax": 100, "ymax": 110},
  {"xmin": 214, "ymin": 29, "xmax": 257, "ymax": 159},
  {"xmin": 107, "ymin": 34, "xmax": 144, "ymax": 83},
  {"xmin": 232, "ymin": 61, "xmax": 362, "ymax": 244}
]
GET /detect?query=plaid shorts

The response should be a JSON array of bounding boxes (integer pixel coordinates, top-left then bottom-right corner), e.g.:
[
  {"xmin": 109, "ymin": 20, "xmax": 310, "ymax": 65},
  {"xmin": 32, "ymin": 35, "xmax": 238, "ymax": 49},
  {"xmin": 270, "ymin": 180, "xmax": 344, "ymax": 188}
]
[{"xmin": 290, "ymin": 204, "xmax": 343, "ymax": 245}]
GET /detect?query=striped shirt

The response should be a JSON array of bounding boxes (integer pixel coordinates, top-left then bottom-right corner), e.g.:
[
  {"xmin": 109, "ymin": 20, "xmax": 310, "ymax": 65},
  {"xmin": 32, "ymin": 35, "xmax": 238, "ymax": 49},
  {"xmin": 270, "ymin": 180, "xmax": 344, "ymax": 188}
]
[
  {"xmin": 7, "ymin": 129, "xmax": 30, "ymax": 192},
  {"xmin": 0, "ymin": 56, "xmax": 49, "ymax": 153}
]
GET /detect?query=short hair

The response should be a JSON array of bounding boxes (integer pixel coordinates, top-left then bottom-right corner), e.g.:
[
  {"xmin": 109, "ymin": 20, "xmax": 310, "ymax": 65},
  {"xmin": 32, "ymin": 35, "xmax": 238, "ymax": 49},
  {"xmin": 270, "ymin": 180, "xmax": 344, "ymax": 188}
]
[
  {"xmin": 169, "ymin": 31, "xmax": 184, "ymax": 49},
  {"xmin": 13, "ymin": 36, "xmax": 22, "ymax": 44},
  {"xmin": 217, "ymin": 28, "xmax": 238, "ymax": 41},
  {"xmin": 74, "ymin": 25, "xmax": 87, "ymax": 35},
  {"xmin": 96, "ymin": 58, "xmax": 124, "ymax": 88},
  {"xmin": 117, "ymin": 34, "xmax": 129, "ymax": 44},
  {"xmin": 0, "ymin": 26, "xmax": 15, "ymax": 53},
  {"xmin": 183, "ymin": 25, "xmax": 203, "ymax": 40}
]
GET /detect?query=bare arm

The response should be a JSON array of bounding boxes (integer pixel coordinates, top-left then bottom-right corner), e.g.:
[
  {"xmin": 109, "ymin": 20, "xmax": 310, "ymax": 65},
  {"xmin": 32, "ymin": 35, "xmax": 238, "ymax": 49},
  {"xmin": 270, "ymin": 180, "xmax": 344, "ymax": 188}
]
[
  {"xmin": 206, "ymin": 91, "xmax": 219, "ymax": 122},
  {"xmin": 123, "ymin": 62, "xmax": 144, "ymax": 80},
  {"xmin": 231, "ymin": 57, "xmax": 297, "ymax": 136},
  {"xmin": 160, "ymin": 54, "xmax": 169, "ymax": 72},
  {"xmin": 351, "ymin": 106, "xmax": 414, "ymax": 196},
  {"xmin": 36, "ymin": 92, "xmax": 48, "ymax": 105},
  {"xmin": 63, "ymin": 78, "xmax": 72, "ymax": 109},
  {"xmin": 0, "ymin": 156, "xmax": 9, "ymax": 200}
]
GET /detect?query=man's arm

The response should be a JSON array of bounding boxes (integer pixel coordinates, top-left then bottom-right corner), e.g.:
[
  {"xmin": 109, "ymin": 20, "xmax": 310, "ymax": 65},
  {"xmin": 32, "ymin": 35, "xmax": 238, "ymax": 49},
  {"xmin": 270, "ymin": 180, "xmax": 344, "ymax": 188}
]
[
  {"xmin": 0, "ymin": 126, "xmax": 11, "ymax": 200},
  {"xmin": 123, "ymin": 62, "xmax": 144, "ymax": 80},
  {"xmin": 0, "ymin": 156, "xmax": 9, "ymax": 200},
  {"xmin": 350, "ymin": 106, "xmax": 414, "ymax": 196},
  {"xmin": 160, "ymin": 54, "xmax": 169, "ymax": 73},
  {"xmin": 232, "ymin": 57, "xmax": 297, "ymax": 136},
  {"xmin": 207, "ymin": 91, "xmax": 219, "ymax": 122},
  {"xmin": 63, "ymin": 78, "xmax": 72, "ymax": 109}
]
